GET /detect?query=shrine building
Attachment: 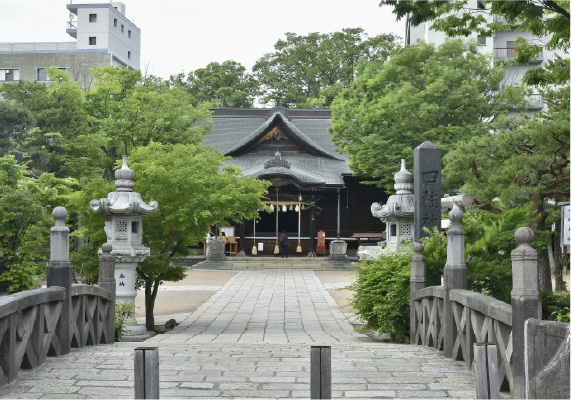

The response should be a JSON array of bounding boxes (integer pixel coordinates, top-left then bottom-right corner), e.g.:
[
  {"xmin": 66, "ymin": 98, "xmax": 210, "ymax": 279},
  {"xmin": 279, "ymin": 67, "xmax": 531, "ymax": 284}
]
[{"xmin": 203, "ymin": 107, "xmax": 387, "ymax": 257}]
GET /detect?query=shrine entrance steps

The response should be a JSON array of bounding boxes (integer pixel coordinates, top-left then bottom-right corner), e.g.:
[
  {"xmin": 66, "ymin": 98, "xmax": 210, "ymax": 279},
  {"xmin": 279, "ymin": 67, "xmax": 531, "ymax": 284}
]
[{"xmin": 194, "ymin": 256, "xmax": 357, "ymax": 270}]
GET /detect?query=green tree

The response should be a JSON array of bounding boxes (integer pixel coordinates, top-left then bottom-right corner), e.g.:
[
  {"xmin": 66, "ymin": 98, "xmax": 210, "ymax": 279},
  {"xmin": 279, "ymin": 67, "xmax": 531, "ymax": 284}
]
[
  {"xmin": 0, "ymin": 101, "xmax": 34, "ymax": 156},
  {"xmin": 73, "ymin": 144, "xmax": 270, "ymax": 329},
  {"xmin": 87, "ymin": 67, "xmax": 212, "ymax": 178},
  {"xmin": 129, "ymin": 143, "xmax": 269, "ymax": 329},
  {"xmin": 0, "ymin": 156, "xmax": 78, "ymax": 292},
  {"xmin": 170, "ymin": 60, "xmax": 258, "ymax": 108},
  {"xmin": 253, "ymin": 28, "xmax": 399, "ymax": 107},
  {"xmin": 444, "ymin": 83, "xmax": 569, "ymax": 290},
  {"xmin": 380, "ymin": 0, "xmax": 570, "ymax": 85},
  {"xmin": 330, "ymin": 39, "xmax": 519, "ymax": 191},
  {"xmin": 1, "ymin": 68, "xmax": 100, "ymax": 179}
]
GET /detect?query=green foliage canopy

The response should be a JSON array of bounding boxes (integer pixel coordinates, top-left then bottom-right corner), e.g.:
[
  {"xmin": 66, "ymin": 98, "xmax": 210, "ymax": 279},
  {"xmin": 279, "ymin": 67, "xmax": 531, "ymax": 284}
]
[
  {"xmin": 170, "ymin": 60, "xmax": 258, "ymax": 108},
  {"xmin": 444, "ymin": 83, "xmax": 570, "ymax": 229},
  {"xmin": 330, "ymin": 39, "xmax": 518, "ymax": 191},
  {"xmin": 380, "ymin": 0, "xmax": 570, "ymax": 85},
  {"xmin": 253, "ymin": 28, "xmax": 400, "ymax": 108}
]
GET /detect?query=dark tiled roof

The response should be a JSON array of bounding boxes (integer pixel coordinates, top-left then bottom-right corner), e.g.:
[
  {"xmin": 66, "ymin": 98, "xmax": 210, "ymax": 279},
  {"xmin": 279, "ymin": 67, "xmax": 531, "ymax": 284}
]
[{"xmin": 205, "ymin": 108, "xmax": 351, "ymax": 187}]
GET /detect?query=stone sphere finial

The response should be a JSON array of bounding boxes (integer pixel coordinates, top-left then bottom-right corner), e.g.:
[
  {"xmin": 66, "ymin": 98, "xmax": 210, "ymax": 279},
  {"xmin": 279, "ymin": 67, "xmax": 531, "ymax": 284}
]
[
  {"xmin": 52, "ymin": 206, "xmax": 67, "ymax": 227},
  {"xmin": 413, "ymin": 242, "xmax": 424, "ymax": 254},
  {"xmin": 515, "ymin": 227, "xmax": 534, "ymax": 245},
  {"xmin": 101, "ymin": 243, "xmax": 113, "ymax": 254}
]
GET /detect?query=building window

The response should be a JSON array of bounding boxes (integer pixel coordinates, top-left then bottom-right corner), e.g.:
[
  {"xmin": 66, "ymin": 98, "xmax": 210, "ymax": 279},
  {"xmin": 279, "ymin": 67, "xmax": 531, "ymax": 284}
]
[
  {"xmin": 89, "ymin": 36, "xmax": 97, "ymax": 45},
  {"xmin": 128, "ymin": 51, "xmax": 131, "ymax": 59},
  {"xmin": 131, "ymin": 221, "xmax": 139, "ymax": 234},
  {"xmin": 128, "ymin": 30, "xmax": 131, "ymax": 38},
  {"xmin": 121, "ymin": 24, "xmax": 124, "ymax": 33},
  {"xmin": 0, "ymin": 69, "xmax": 20, "ymax": 82},
  {"xmin": 89, "ymin": 13, "xmax": 97, "ymax": 22},
  {"xmin": 114, "ymin": 18, "xmax": 117, "ymax": 27},
  {"xmin": 477, "ymin": 0, "xmax": 485, "ymax": 10},
  {"xmin": 507, "ymin": 41, "xmax": 517, "ymax": 57},
  {"xmin": 477, "ymin": 36, "xmax": 486, "ymax": 45},
  {"xmin": 37, "ymin": 67, "xmax": 68, "ymax": 82}
]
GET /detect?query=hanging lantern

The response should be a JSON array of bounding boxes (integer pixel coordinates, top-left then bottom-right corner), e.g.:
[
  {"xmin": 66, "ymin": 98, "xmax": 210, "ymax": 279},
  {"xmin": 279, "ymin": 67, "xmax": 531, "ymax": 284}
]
[
  {"xmin": 282, "ymin": 204, "xmax": 287, "ymax": 212},
  {"xmin": 289, "ymin": 204, "xmax": 293, "ymax": 211},
  {"xmin": 269, "ymin": 204, "xmax": 274, "ymax": 211},
  {"xmin": 295, "ymin": 205, "xmax": 300, "ymax": 212}
]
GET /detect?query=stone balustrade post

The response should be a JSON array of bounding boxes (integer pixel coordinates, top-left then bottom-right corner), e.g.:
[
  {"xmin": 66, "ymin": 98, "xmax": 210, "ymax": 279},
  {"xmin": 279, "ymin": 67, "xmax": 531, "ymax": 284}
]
[
  {"xmin": 443, "ymin": 206, "xmax": 467, "ymax": 358},
  {"xmin": 47, "ymin": 206, "xmax": 71, "ymax": 355},
  {"xmin": 410, "ymin": 243, "xmax": 426, "ymax": 344},
  {"xmin": 511, "ymin": 227, "xmax": 541, "ymax": 399},
  {"xmin": 98, "ymin": 243, "xmax": 116, "ymax": 343}
]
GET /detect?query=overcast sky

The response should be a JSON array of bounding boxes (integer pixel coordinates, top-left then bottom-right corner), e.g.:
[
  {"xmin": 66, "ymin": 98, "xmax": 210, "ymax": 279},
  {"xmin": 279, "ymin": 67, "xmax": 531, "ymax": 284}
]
[{"xmin": 1, "ymin": 0, "xmax": 406, "ymax": 80}]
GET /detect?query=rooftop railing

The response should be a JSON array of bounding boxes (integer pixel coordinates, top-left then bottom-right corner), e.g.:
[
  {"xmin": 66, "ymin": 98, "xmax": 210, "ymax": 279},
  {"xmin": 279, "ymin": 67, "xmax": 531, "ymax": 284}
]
[{"xmin": 0, "ymin": 42, "xmax": 77, "ymax": 52}]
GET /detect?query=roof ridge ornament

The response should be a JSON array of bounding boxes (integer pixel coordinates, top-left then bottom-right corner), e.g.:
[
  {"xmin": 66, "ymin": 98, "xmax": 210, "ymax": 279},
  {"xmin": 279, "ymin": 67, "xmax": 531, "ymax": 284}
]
[
  {"xmin": 264, "ymin": 151, "xmax": 291, "ymax": 169},
  {"xmin": 267, "ymin": 105, "xmax": 290, "ymax": 121}
]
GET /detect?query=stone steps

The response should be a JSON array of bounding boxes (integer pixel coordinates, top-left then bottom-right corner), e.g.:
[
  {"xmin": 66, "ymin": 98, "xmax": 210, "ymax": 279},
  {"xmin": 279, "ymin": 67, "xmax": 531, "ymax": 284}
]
[{"xmin": 195, "ymin": 256, "xmax": 357, "ymax": 270}]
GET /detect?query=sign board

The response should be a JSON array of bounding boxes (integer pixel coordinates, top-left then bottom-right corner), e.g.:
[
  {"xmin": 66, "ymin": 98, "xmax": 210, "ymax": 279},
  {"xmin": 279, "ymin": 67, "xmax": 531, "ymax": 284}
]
[
  {"xmin": 561, "ymin": 204, "xmax": 570, "ymax": 254},
  {"xmin": 414, "ymin": 141, "xmax": 441, "ymax": 241}
]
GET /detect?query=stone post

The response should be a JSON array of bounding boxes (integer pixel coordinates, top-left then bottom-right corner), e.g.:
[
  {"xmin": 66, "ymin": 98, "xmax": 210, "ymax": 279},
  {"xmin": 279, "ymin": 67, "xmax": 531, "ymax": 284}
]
[
  {"xmin": 443, "ymin": 206, "xmax": 467, "ymax": 358},
  {"xmin": 238, "ymin": 218, "xmax": 246, "ymax": 257},
  {"xmin": 410, "ymin": 243, "xmax": 426, "ymax": 344},
  {"xmin": 511, "ymin": 227, "xmax": 541, "ymax": 399},
  {"xmin": 98, "ymin": 243, "xmax": 116, "ymax": 343},
  {"xmin": 208, "ymin": 239, "xmax": 226, "ymax": 262},
  {"xmin": 46, "ymin": 206, "xmax": 71, "ymax": 355}
]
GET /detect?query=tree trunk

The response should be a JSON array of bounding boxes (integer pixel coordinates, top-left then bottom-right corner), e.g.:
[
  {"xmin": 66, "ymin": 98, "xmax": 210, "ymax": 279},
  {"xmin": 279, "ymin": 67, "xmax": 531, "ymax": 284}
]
[
  {"xmin": 145, "ymin": 280, "xmax": 159, "ymax": 331},
  {"xmin": 538, "ymin": 258, "xmax": 553, "ymax": 292},
  {"xmin": 548, "ymin": 234, "xmax": 566, "ymax": 291}
]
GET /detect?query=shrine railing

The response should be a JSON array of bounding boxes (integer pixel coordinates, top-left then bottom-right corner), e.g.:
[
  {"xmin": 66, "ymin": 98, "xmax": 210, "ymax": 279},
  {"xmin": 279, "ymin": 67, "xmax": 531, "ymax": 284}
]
[
  {"xmin": 410, "ymin": 203, "xmax": 569, "ymax": 399},
  {"xmin": 0, "ymin": 207, "xmax": 116, "ymax": 387}
]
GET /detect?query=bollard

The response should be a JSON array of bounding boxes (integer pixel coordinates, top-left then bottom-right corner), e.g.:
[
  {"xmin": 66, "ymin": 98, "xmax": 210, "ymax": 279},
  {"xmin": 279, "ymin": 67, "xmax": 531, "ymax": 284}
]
[
  {"xmin": 134, "ymin": 347, "xmax": 160, "ymax": 399},
  {"xmin": 310, "ymin": 346, "xmax": 331, "ymax": 399},
  {"xmin": 474, "ymin": 343, "xmax": 499, "ymax": 399}
]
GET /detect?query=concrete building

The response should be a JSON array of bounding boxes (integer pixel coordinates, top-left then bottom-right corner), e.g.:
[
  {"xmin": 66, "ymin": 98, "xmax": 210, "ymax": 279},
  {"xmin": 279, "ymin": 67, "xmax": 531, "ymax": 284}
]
[
  {"xmin": 406, "ymin": 0, "xmax": 559, "ymax": 112},
  {"xmin": 0, "ymin": 2, "xmax": 140, "ymax": 89}
]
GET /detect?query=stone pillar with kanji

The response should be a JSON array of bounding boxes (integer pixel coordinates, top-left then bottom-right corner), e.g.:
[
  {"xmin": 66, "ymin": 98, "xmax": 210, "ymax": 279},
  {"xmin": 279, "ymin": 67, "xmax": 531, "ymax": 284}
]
[{"xmin": 90, "ymin": 156, "xmax": 158, "ymax": 341}]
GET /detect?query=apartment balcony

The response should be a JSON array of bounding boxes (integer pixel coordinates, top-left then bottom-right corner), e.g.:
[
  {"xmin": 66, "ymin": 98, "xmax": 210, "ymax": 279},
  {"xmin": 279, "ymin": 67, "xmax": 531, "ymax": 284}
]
[
  {"xmin": 494, "ymin": 47, "xmax": 544, "ymax": 64},
  {"xmin": 66, "ymin": 20, "xmax": 77, "ymax": 39},
  {"xmin": 492, "ymin": 15, "xmax": 523, "ymax": 27},
  {"xmin": 525, "ymin": 94, "xmax": 544, "ymax": 110}
]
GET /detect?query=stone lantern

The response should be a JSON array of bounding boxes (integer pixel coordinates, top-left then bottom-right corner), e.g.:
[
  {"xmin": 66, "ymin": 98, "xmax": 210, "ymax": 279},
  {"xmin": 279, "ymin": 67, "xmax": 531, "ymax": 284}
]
[
  {"xmin": 90, "ymin": 156, "xmax": 158, "ymax": 340},
  {"xmin": 371, "ymin": 159, "xmax": 415, "ymax": 251}
]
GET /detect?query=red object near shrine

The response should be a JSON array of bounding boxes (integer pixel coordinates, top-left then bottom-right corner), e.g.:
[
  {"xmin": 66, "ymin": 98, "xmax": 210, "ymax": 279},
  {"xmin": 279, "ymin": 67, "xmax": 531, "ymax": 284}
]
[{"xmin": 317, "ymin": 230, "xmax": 326, "ymax": 255}]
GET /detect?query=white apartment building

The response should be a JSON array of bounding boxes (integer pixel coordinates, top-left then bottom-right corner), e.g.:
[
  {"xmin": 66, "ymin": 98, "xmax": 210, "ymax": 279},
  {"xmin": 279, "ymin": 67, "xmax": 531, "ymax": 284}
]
[
  {"xmin": 407, "ymin": 0, "xmax": 560, "ymax": 112},
  {"xmin": 0, "ymin": 2, "xmax": 140, "ymax": 89}
]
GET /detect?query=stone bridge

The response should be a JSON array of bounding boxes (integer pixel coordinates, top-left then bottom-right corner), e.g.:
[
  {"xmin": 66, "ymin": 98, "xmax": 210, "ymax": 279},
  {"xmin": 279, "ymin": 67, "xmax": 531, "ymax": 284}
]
[{"xmin": 0, "ymin": 207, "xmax": 568, "ymax": 398}]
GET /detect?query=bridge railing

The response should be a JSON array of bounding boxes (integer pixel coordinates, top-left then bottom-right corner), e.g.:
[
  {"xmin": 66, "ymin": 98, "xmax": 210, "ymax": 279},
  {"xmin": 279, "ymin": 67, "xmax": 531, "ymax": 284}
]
[
  {"xmin": 0, "ymin": 207, "xmax": 115, "ymax": 386},
  {"xmin": 410, "ymin": 205, "xmax": 569, "ymax": 399}
]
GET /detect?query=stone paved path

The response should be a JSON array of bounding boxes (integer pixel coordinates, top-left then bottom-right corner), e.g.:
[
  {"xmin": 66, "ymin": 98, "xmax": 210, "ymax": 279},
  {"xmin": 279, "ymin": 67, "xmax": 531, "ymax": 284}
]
[{"xmin": 0, "ymin": 270, "xmax": 476, "ymax": 399}]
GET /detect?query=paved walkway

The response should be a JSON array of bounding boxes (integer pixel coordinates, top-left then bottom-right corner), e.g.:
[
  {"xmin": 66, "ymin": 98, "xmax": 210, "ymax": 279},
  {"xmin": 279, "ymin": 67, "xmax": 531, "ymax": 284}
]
[{"xmin": 0, "ymin": 270, "xmax": 476, "ymax": 399}]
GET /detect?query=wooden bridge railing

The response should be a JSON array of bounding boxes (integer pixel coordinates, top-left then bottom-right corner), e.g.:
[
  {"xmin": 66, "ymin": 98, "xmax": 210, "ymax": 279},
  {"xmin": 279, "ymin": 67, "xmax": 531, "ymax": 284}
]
[
  {"xmin": 410, "ymin": 204, "xmax": 570, "ymax": 399},
  {"xmin": 0, "ymin": 207, "xmax": 115, "ymax": 386}
]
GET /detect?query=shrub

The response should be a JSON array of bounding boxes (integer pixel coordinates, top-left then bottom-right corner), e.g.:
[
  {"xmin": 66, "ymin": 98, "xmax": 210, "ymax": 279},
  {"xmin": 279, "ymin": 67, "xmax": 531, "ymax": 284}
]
[
  {"xmin": 0, "ymin": 261, "xmax": 44, "ymax": 292},
  {"xmin": 115, "ymin": 300, "xmax": 134, "ymax": 341},
  {"xmin": 351, "ymin": 250, "xmax": 412, "ymax": 343}
]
